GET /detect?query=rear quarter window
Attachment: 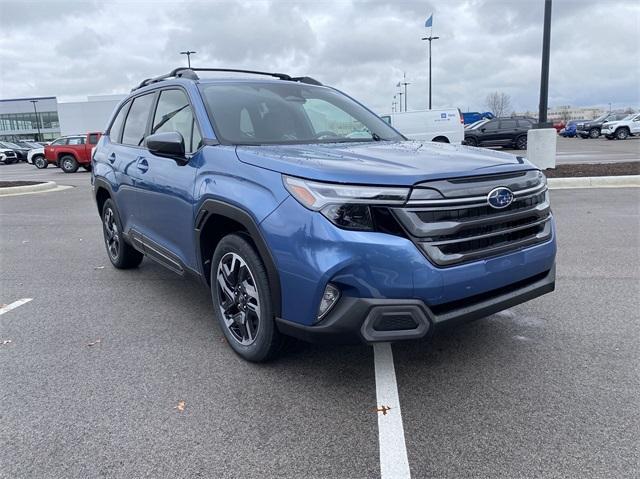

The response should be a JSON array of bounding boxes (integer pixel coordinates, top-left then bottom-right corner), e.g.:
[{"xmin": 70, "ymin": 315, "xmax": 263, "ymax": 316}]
[
  {"xmin": 109, "ymin": 101, "xmax": 130, "ymax": 143},
  {"xmin": 88, "ymin": 133, "xmax": 100, "ymax": 145}
]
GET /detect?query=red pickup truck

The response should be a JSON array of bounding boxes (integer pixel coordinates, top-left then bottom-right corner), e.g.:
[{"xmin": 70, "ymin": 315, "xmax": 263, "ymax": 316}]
[{"xmin": 44, "ymin": 132, "xmax": 102, "ymax": 173}]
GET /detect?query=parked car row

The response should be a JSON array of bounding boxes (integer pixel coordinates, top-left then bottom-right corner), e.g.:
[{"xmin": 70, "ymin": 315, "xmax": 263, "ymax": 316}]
[{"xmin": 2, "ymin": 132, "xmax": 102, "ymax": 172}]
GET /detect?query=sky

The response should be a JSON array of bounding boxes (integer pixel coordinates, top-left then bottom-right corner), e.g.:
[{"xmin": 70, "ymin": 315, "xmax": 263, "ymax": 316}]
[{"xmin": 0, "ymin": 0, "xmax": 638, "ymax": 114}]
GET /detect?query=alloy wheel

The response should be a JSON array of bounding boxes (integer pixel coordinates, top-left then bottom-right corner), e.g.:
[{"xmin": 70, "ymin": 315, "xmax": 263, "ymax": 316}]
[
  {"xmin": 216, "ymin": 252, "xmax": 261, "ymax": 345},
  {"xmin": 103, "ymin": 207, "xmax": 120, "ymax": 260}
]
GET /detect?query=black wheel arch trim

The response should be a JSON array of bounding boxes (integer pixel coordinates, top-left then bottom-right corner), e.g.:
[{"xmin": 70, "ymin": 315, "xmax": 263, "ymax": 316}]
[
  {"xmin": 93, "ymin": 177, "xmax": 116, "ymax": 214},
  {"xmin": 196, "ymin": 199, "xmax": 282, "ymax": 317}
]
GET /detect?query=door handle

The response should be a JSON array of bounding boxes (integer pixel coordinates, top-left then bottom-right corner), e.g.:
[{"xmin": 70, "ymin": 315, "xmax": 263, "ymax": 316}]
[
  {"xmin": 108, "ymin": 152, "xmax": 116, "ymax": 164},
  {"xmin": 137, "ymin": 157, "xmax": 149, "ymax": 173}
]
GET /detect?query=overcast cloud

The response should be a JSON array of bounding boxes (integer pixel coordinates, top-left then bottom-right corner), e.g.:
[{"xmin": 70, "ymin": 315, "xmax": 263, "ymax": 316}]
[{"xmin": 0, "ymin": 0, "xmax": 638, "ymax": 114}]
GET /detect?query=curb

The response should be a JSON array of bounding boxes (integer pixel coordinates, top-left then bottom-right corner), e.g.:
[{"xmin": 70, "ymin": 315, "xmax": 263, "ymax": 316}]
[
  {"xmin": 548, "ymin": 175, "xmax": 640, "ymax": 189},
  {"xmin": 0, "ymin": 181, "xmax": 69, "ymax": 197}
]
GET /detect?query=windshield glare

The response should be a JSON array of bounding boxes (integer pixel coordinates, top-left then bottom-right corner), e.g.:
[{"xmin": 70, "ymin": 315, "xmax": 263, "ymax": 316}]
[{"xmin": 200, "ymin": 82, "xmax": 404, "ymax": 145}]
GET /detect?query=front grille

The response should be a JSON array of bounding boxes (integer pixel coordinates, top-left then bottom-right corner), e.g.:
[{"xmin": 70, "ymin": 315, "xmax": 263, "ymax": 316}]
[
  {"xmin": 392, "ymin": 172, "xmax": 552, "ymax": 266},
  {"xmin": 416, "ymin": 191, "xmax": 546, "ymax": 223}
]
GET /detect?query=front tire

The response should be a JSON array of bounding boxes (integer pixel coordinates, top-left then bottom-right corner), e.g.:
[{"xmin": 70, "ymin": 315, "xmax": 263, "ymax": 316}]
[
  {"xmin": 60, "ymin": 155, "xmax": 79, "ymax": 173},
  {"xmin": 34, "ymin": 156, "xmax": 48, "ymax": 169},
  {"xmin": 211, "ymin": 234, "xmax": 282, "ymax": 362},
  {"xmin": 588, "ymin": 127, "xmax": 600, "ymax": 139},
  {"xmin": 465, "ymin": 137, "xmax": 478, "ymax": 147},
  {"xmin": 101, "ymin": 199, "xmax": 143, "ymax": 269},
  {"xmin": 615, "ymin": 128, "xmax": 629, "ymax": 140}
]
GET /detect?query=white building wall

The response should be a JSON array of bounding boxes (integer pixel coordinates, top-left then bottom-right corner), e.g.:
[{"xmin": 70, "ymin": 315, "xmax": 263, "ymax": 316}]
[{"xmin": 57, "ymin": 96, "xmax": 125, "ymax": 136}]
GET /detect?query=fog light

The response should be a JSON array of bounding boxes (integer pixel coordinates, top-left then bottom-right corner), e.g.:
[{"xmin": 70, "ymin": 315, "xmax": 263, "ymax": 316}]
[{"xmin": 317, "ymin": 284, "xmax": 340, "ymax": 320}]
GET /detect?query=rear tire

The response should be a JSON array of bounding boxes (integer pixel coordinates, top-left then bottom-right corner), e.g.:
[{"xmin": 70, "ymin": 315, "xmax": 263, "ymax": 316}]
[
  {"xmin": 60, "ymin": 155, "xmax": 79, "ymax": 173},
  {"xmin": 101, "ymin": 199, "xmax": 143, "ymax": 269},
  {"xmin": 34, "ymin": 156, "xmax": 48, "ymax": 169},
  {"xmin": 515, "ymin": 135, "xmax": 527, "ymax": 150},
  {"xmin": 588, "ymin": 127, "xmax": 600, "ymax": 139},
  {"xmin": 432, "ymin": 136, "xmax": 449, "ymax": 143},
  {"xmin": 210, "ymin": 234, "xmax": 282, "ymax": 362},
  {"xmin": 615, "ymin": 128, "xmax": 629, "ymax": 140}
]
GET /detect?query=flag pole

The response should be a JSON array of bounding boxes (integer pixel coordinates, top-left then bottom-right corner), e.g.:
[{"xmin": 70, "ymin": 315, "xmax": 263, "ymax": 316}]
[{"xmin": 421, "ymin": 15, "xmax": 439, "ymax": 110}]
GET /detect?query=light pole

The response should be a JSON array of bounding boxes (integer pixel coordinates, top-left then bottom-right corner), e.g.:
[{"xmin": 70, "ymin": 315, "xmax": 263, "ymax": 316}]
[
  {"xmin": 397, "ymin": 91, "xmax": 404, "ymax": 112},
  {"xmin": 29, "ymin": 100, "xmax": 42, "ymax": 142},
  {"xmin": 537, "ymin": 0, "xmax": 552, "ymax": 127},
  {"xmin": 399, "ymin": 72, "xmax": 410, "ymax": 112},
  {"xmin": 421, "ymin": 35, "xmax": 439, "ymax": 110},
  {"xmin": 180, "ymin": 50, "xmax": 196, "ymax": 68}
]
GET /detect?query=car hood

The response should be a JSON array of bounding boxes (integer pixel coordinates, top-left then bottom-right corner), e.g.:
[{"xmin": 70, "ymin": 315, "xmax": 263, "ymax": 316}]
[{"xmin": 235, "ymin": 141, "xmax": 535, "ymax": 185}]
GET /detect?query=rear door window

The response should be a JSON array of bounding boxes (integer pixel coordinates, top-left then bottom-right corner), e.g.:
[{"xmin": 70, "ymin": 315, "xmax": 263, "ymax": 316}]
[
  {"xmin": 67, "ymin": 137, "xmax": 85, "ymax": 145},
  {"xmin": 122, "ymin": 93, "xmax": 155, "ymax": 146},
  {"xmin": 499, "ymin": 120, "xmax": 517, "ymax": 130}
]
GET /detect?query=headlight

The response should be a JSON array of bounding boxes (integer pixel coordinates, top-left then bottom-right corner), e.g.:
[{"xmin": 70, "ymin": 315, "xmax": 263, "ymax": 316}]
[{"xmin": 283, "ymin": 175, "xmax": 409, "ymax": 231}]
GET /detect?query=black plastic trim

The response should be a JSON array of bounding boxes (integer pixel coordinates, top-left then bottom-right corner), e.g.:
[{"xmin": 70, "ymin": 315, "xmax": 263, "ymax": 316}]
[
  {"xmin": 195, "ymin": 199, "xmax": 282, "ymax": 317},
  {"xmin": 275, "ymin": 265, "xmax": 555, "ymax": 344}
]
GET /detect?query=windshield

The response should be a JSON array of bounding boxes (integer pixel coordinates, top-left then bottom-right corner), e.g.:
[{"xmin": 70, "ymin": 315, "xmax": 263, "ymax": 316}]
[
  {"xmin": 466, "ymin": 119, "xmax": 489, "ymax": 130},
  {"xmin": 200, "ymin": 82, "xmax": 404, "ymax": 145},
  {"xmin": 1, "ymin": 141, "xmax": 21, "ymax": 148}
]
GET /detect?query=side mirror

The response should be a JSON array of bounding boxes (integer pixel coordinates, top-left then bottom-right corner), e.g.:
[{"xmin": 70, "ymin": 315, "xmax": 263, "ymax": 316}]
[
  {"xmin": 145, "ymin": 132, "xmax": 187, "ymax": 163},
  {"xmin": 481, "ymin": 128, "xmax": 486, "ymax": 132}
]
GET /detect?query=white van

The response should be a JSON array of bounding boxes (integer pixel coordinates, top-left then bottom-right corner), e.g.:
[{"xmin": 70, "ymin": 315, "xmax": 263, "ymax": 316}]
[{"xmin": 380, "ymin": 109, "xmax": 464, "ymax": 144}]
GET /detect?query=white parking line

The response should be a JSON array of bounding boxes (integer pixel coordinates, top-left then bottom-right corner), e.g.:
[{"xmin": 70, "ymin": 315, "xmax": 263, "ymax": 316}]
[
  {"xmin": 373, "ymin": 342, "xmax": 411, "ymax": 479},
  {"xmin": 0, "ymin": 298, "xmax": 33, "ymax": 316}
]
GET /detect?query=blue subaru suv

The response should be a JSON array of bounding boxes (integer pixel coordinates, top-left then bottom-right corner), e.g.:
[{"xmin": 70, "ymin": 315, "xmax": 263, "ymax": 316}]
[{"xmin": 92, "ymin": 68, "xmax": 556, "ymax": 361}]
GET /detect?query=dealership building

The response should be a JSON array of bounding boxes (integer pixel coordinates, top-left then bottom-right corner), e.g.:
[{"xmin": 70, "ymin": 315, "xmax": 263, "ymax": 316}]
[{"xmin": 0, "ymin": 94, "xmax": 125, "ymax": 142}]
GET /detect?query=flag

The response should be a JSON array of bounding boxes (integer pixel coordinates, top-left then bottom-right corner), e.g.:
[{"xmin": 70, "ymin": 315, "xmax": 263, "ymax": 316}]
[{"xmin": 425, "ymin": 14, "xmax": 433, "ymax": 28}]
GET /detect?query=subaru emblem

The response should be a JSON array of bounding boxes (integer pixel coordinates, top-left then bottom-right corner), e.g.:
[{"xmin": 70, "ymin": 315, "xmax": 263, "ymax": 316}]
[{"xmin": 487, "ymin": 187, "xmax": 514, "ymax": 209}]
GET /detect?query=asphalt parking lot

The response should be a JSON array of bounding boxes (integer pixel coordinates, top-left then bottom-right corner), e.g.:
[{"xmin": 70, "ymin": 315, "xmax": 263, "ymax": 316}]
[
  {"xmin": 1, "ymin": 164, "xmax": 639, "ymax": 478},
  {"xmin": 502, "ymin": 136, "xmax": 640, "ymax": 164}
]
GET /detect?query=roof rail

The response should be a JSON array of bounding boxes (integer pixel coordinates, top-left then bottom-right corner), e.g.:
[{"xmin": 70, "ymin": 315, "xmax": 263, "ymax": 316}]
[{"xmin": 131, "ymin": 67, "xmax": 323, "ymax": 91}]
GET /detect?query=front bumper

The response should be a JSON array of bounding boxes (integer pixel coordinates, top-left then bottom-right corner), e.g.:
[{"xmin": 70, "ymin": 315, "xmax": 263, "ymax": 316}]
[
  {"xmin": 276, "ymin": 264, "xmax": 555, "ymax": 343},
  {"xmin": 261, "ymin": 195, "xmax": 557, "ymax": 337}
]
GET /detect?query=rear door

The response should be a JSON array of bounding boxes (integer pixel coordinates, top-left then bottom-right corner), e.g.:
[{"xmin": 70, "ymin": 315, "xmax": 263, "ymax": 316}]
[
  {"xmin": 109, "ymin": 93, "xmax": 155, "ymax": 238},
  {"xmin": 496, "ymin": 119, "xmax": 518, "ymax": 146},
  {"xmin": 133, "ymin": 88, "xmax": 203, "ymax": 273},
  {"xmin": 66, "ymin": 136, "xmax": 86, "ymax": 157}
]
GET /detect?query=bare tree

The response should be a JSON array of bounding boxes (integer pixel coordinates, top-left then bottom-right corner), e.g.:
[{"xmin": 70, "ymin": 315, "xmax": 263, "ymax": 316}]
[{"xmin": 485, "ymin": 91, "xmax": 512, "ymax": 117}]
